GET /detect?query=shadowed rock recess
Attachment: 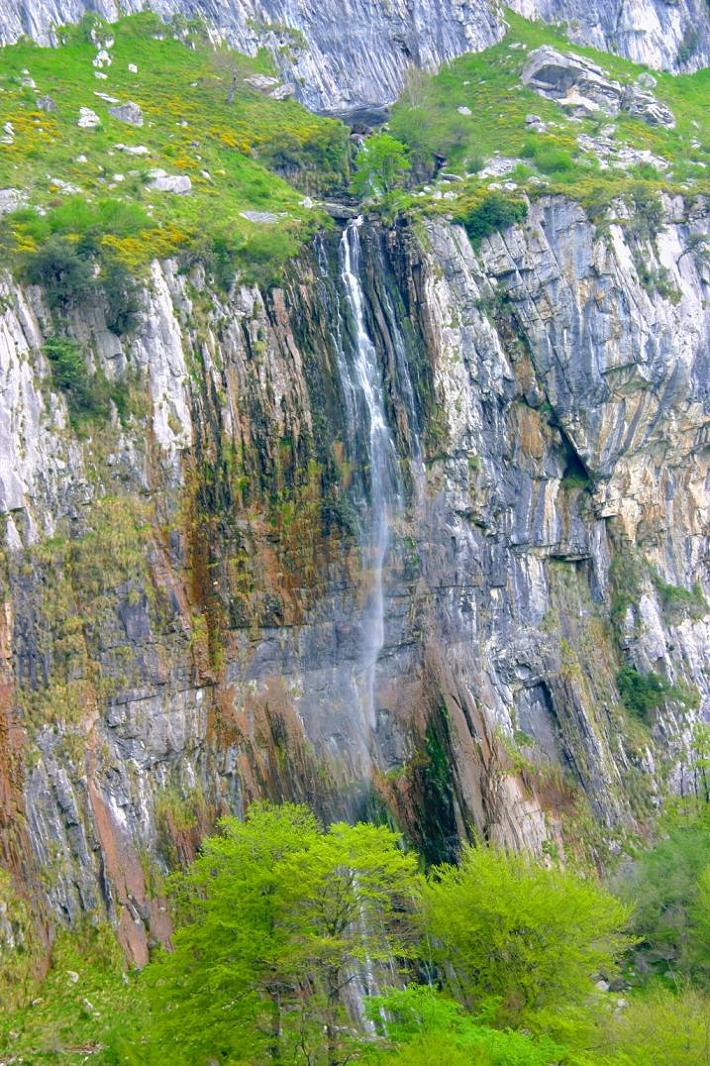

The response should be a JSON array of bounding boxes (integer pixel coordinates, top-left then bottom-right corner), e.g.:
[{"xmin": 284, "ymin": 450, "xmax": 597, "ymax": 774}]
[
  {"xmin": 0, "ymin": 192, "xmax": 707, "ymax": 960},
  {"xmin": 2, "ymin": 0, "xmax": 710, "ymax": 108}
]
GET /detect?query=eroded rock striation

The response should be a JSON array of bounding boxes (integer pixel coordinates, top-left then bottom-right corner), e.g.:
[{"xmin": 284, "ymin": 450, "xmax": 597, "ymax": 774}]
[
  {"xmin": 0, "ymin": 194, "xmax": 707, "ymax": 959},
  {"xmin": 1, "ymin": 0, "xmax": 710, "ymax": 109}
]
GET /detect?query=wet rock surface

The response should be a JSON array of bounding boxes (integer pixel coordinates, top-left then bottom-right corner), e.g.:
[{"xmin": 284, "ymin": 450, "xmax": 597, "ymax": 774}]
[{"xmin": 0, "ymin": 194, "xmax": 707, "ymax": 956}]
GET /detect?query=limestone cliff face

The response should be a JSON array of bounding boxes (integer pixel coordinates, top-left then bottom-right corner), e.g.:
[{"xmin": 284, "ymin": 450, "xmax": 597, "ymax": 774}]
[
  {"xmin": 1, "ymin": 0, "xmax": 709, "ymax": 108},
  {"xmin": 0, "ymin": 195, "xmax": 708, "ymax": 960}
]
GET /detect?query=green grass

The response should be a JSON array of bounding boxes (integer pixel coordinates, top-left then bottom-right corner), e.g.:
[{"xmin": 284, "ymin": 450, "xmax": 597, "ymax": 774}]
[
  {"xmin": 0, "ymin": 925, "xmax": 141, "ymax": 1064},
  {"xmin": 388, "ymin": 10, "xmax": 710, "ymax": 221},
  {"xmin": 0, "ymin": 12, "xmax": 349, "ymax": 282}
]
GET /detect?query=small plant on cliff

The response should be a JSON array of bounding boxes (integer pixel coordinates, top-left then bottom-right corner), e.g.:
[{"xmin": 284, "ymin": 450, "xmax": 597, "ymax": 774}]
[
  {"xmin": 617, "ymin": 666, "xmax": 699, "ymax": 721},
  {"xmin": 454, "ymin": 191, "xmax": 528, "ymax": 246}
]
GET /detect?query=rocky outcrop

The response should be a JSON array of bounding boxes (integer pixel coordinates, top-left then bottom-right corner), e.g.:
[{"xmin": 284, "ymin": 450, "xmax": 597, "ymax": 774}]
[
  {"xmin": 522, "ymin": 46, "xmax": 675, "ymax": 126},
  {"xmin": 1, "ymin": 0, "xmax": 710, "ymax": 109},
  {"xmin": 0, "ymin": 193, "xmax": 707, "ymax": 959}
]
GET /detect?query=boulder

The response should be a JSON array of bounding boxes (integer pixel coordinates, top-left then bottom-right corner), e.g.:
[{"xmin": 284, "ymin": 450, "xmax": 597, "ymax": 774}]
[
  {"xmin": 521, "ymin": 46, "xmax": 674, "ymax": 127},
  {"xmin": 108, "ymin": 102, "xmax": 144, "ymax": 127},
  {"xmin": 240, "ymin": 210, "xmax": 280, "ymax": 223},
  {"xmin": 0, "ymin": 188, "xmax": 27, "ymax": 215},
  {"xmin": 245, "ymin": 75, "xmax": 281, "ymax": 92},
  {"xmin": 622, "ymin": 84, "xmax": 675, "ymax": 127},
  {"xmin": 148, "ymin": 169, "xmax": 192, "ymax": 194},
  {"xmin": 78, "ymin": 107, "xmax": 101, "ymax": 129},
  {"xmin": 116, "ymin": 144, "xmax": 149, "ymax": 156},
  {"xmin": 522, "ymin": 46, "xmax": 623, "ymax": 116},
  {"xmin": 36, "ymin": 95, "xmax": 57, "ymax": 112}
]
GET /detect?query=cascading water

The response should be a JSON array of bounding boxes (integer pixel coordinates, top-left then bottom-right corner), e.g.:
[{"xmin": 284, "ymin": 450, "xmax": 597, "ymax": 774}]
[{"xmin": 338, "ymin": 218, "xmax": 403, "ymax": 731}]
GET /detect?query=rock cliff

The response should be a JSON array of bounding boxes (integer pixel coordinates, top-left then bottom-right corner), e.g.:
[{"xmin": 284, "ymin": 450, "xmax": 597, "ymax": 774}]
[
  {"xmin": 0, "ymin": 194, "xmax": 707, "ymax": 959},
  {"xmin": 1, "ymin": 0, "xmax": 710, "ymax": 109}
]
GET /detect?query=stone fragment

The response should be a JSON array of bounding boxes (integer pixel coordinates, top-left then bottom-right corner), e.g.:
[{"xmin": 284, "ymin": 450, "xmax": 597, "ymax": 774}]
[
  {"xmin": 93, "ymin": 49, "xmax": 112, "ymax": 69},
  {"xmin": 245, "ymin": 74, "xmax": 281, "ymax": 92},
  {"xmin": 457, "ymin": 105, "xmax": 472, "ymax": 115},
  {"xmin": 78, "ymin": 107, "xmax": 100, "ymax": 129},
  {"xmin": 240, "ymin": 210, "xmax": 280, "ymax": 223},
  {"xmin": 108, "ymin": 101, "xmax": 144, "ymax": 127},
  {"xmin": 95, "ymin": 91, "xmax": 119, "ymax": 103},
  {"xmin": 148, "ymin": 169, "xmax": 192, "ymax": 194},
  {"xmin": 49, "ymin": 177, "xmax": 81, "ymax": 194},
  {"xmin": 36, "ymin": 94, "xmax": 57, "ymax": 112},
  {"xmin": 0, "ymin": 188, "xmax": 27, "ymax": 215},
  {"xmin": 116, "ymin": 143, "xmax": 150, "ymax": 156},
  {"xmin": 128, "ymin": 63, "xmax": 138, "ymax": 74}
]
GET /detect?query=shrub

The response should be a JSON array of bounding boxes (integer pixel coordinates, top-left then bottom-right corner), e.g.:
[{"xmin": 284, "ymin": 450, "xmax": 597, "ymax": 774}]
[
  {"xmin": 24, "ymin": 237, "xmax": 95, "ymax": 311},
  {"xmin": 352, "ymin": 134, "xmax": 411, "ymax": 199},
  {"xmin": 455, "ymin": 191, "xmax": 528, "ymax": 246},
  {"xmin": 100, "ymin": 258, "xmax": 141, "ymax": 335},
  {"xmin": 617, "ymin": 666, "xmax": 699, "ymax": 720},
  {"xmin": 43, "ymin": 336, "xmax": 135, "ymax": 431},
  {"xmin": 522, "ymin": 138, "xmax": 575, "ymax": 175}
]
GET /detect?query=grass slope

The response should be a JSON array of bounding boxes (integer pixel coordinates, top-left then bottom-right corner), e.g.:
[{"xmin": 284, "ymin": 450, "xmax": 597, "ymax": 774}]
[
  {"xmin": 0, "ymin": 12, "xmax": 349, "ymax": 281},
  {"xmin": 388, "ymin": 11, "xmax": 710, "ymax": 218}
]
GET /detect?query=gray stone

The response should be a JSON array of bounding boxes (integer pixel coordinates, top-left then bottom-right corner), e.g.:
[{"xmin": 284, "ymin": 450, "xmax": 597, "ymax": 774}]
[
  {"xmin": 36, "ymin": 94, "xmax": 57, "ymax": 113},
  {"xmin": 147, "ymin": 168, "xmax": 192, "ymax": 194},
  {"xmin": 0, "ymin": 188, "xmax": 27, "ymax": 215},
  {"xmin": 77, "ymin": 107, "xmax": 100, "ymax": 129},
  {"xmin": 108, "ymin": 101, "xmax": 144, "ymax": 127}
]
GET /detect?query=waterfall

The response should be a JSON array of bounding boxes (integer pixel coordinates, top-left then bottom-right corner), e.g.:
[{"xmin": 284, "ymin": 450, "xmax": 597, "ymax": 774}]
[{"xmin": 338, "ymin": 218, "xmax": 403, "ymax": 730}]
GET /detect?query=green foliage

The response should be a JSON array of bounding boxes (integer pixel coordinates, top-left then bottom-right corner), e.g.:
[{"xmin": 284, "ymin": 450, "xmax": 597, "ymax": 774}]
[
  {"xmin": 522, "ymin": 137, "xmax": 576, "ymax": 175},
  {"xmin": 43, "ymin": 337, "xmax": 132, "ymax": 431},
  {"xmin": 0, "ymin": 924, "xmax": 138, "ymax": 1065},
  {"xmin": 127, "ymin": 803, "xmax": 420, "ymax": 1066},
  {"xmin": 364, "ymin": 986, "xmax": 566, "ymax": 1065},
  {"xmin": 653, "ymin": 575, "xmax": 708, "ymax": 622},
  {"xmin": 0, "ymin": 13, "xmax": 347, "ymax": 282},
  {"xmin": 454, "ymin": 191, "xmax": 528, "ymax": 245},
  {"xmin": 352, "ymin": 134, "xmax": 411, "ymax": 199},
  {"xmin": 621, "ymin": 806, "xmax": 710, "ymax": 987},
  {"xmin": 24, "ymin": 236, "xmax": 95, "ymax": 311},
  {"xmin": 388, "ymin": 11, "xmax": 710, "ymax": 227},
  {"xmin": 598, "ymin": 983, "xmax": 710, "ymax": 1065},
  {"xmin": 421, "ymin": 844, "xmax": 633, "ymax": 1029},
  {"xmin": 617, "ymin": 666, "xmax": 699, "ymax": 721}
]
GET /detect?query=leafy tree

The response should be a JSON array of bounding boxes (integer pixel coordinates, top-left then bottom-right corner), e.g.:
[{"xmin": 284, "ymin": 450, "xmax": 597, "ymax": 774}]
[
  {"xmin": 598, "ymin": 984, "xmax": 710, "ymax": 1066},
  {"xmin": 623, "ymin": 806, "xmax": 710, "ymax": 986},
  {"xmin": 132, "ymin": 804, "xmax": 320, "ymax": 1065},
  {"xmin": 280, "ymin": 822, "xmax": 421, "ymax": 1065},
  {"xmin": 25, "ymin": 235, "xmax": 95, "ymax": 311},
  {"xmin": 421, "ymin": 845, "xmax": 633, "ymax": 1028},
  {"xmin": 352, "ymin": 135, "xmax": 410, "ymax": 199},
  {"xmin": 127, "ymin": 805, "xmax": 420, "ymax": 1066}
]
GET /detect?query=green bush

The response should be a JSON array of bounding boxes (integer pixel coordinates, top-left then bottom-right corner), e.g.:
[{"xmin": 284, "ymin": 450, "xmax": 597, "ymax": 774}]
[
  {"xmin": 421, "ymin": 844, "xmax": 632, "ymax": 1029},
  {"xmin": 43, "ymin": 336, "xmax": 135, "ymax": 431},
  {"xmin": 653, "ymin": 577, "xmax": 708, "ymax": 622},
  {"xmin": 620, "ymin": 808, "xmax": 710, "ymax": 987},
  {"xmin": 25, "ymin": 237, "xmax": 95, "ymax": 311},
  {"xmin": 101, "ymin": 258, "xmax": 141, "ymax": 336},
  {"xmin": 522, "ymin": 138, "xmax": 575, "ymax": 175},
  {"xmin": 455, "ymin": 191, "xmax": 528, "ymax": 245},
  {"xmin": 617, "ymin": 666, "xmax": 699, "ymax": 720}
]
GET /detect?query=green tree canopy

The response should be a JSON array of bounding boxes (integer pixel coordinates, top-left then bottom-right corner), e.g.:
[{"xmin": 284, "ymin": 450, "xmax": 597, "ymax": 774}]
[
  {"xmin": 421, "ymin": 845, "xmax": 633, "ymax": 1029},
  {"xmin": 127, "ymin": 803, "xmax": 420, "ymax": 1066},
  {"xmin": 351, "ymin": 134, "xmax": 410, "ymax": 199}
]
